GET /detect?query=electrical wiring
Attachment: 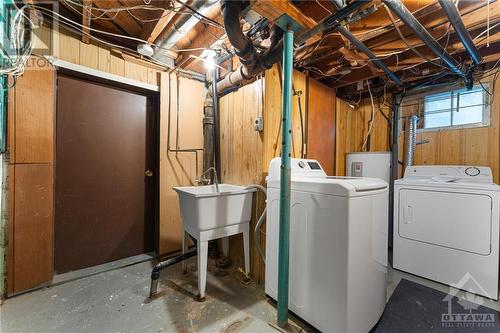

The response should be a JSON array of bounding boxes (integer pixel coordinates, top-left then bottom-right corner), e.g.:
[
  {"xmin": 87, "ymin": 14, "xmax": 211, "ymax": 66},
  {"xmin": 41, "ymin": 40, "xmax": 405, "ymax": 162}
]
[
  {"xmin": 315, "ymin": 0, "xmax": 332, "ymax": 15},
  {"xmin": 62, "ymin": 0, "xmax": 222, "ymax": 28},
  {"xmin": 173, "ymin": 0, "xmax": 222, "ymax": 28},
  {"xmin": 383, "ymin": 4, "xmax": 454, "ymax": 73},
  {"xmin": 32, "ymin": 5, "xmax": 211, "ymax": 54},
  {"xmin": 474, "ymin": 22, "xmax": 500, "ymax": 42},
  {"xmin": 0, "ymin": 3, "xmax": 35, "ymax": 77},
  {"xmin": 361, "ymin": 80, "xmax": 377, "ymax": 152}
]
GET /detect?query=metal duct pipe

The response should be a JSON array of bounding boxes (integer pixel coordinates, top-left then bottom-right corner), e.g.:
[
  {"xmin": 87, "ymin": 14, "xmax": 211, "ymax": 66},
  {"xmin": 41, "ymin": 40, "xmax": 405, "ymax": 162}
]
[
  {"xmin": 405, "ymin": 115, "xmax": 418, "ymax": 167},
  {"xmin": 383, "ymin": 0, "xmax": 465, "ymax": 77},
  {"xmin": 202, "ymin": 95, "xmax": 215, "ymax": 183},
  {"xmin": 153, "ymin": 0, "xmax": 219, "ymax": 62},
  {"xmin": 335, "ymin": 25, "xmax": 403, "ymax": 86},
  {"xmin": 211, "ymin": 67, "xmax": 221, "ymax": 178},
  {"xmin": 438, "ymin": 0, "xmax": 482, "ymax": 65}
]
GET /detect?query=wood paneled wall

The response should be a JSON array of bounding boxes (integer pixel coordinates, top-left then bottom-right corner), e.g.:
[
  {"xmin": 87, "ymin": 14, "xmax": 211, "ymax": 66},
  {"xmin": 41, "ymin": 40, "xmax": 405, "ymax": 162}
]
[
  {"xmin": 308, "ymin": 78, "xmax": 336, "ymax": 175},
  {"xmin": 397, "ymin": 76, "xmax": 500, "ymax": 182},
  {"xmin": 335, "ymin": 97, "xmax": 391, "ymax": 176},
  {"xmin": 159, "ymin": 73, "xmax": 204, "ymax": 254},
  {"xmin": 219, "ymin": 65, "xmax": 336, "ymax": 283},
  {"xmin": 219, "ymin": 80, "xmax": 265, "ymax": 283},
  {"xmin": 7, "ymin": 59, "xmax": 56, "ymax": 294}
]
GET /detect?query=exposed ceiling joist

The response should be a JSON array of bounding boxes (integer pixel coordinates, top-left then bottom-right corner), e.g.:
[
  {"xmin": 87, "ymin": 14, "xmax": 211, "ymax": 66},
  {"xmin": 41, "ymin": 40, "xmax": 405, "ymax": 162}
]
[
  {"xmin": 92, "ymin": 0, "xmax": 142, "ymax": 36},
  {"xmin": 81, "ymin": 0, "xmax": 91, "ymax": 44},
  {"xmin": 250, "ymin": 0, "xmax": 317, "ymax": 30}
]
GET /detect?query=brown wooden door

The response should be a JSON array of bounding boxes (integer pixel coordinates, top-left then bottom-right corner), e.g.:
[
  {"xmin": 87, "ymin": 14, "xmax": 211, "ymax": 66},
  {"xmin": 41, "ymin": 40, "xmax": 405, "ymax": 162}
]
[{"xmin": 55, "ymin": 74, "xmax": 157, "ymax": 273}]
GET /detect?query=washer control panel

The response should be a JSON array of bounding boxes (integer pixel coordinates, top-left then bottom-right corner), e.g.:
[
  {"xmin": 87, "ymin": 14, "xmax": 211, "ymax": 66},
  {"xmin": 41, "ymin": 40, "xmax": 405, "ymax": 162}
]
[
  {"xmin": 268, "ymin": 158, "xmax": 327, "ymax": 182},
  {"xmin": 404, "ymin": 165, "xmax": 493, "ymax": 183}
]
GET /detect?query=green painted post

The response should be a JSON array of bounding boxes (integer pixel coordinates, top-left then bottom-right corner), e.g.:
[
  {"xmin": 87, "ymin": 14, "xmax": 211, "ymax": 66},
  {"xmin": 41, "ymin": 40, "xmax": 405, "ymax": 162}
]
[{"xmin": 277, "ymin": 27, "xmax": 294, "ymax": 328}]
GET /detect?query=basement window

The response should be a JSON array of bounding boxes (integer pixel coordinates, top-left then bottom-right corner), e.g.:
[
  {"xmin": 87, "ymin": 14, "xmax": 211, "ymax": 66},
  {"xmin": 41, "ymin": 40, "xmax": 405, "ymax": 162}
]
[{"xmin": 423, "ymin": 85, "xmax": 490, "ymax": 130}]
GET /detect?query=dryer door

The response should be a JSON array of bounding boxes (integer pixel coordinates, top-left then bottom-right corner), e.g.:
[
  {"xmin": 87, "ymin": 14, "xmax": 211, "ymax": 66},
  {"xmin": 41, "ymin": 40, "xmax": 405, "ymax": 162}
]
[{"xmin": 398, "ymin": 189, "xmax": 492, "ymax": 255}]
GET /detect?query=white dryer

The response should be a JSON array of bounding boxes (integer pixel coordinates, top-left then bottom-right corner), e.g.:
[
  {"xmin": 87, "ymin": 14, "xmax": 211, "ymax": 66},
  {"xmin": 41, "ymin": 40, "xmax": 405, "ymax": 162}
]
[
  {"xmin": 394, "ymin": 165, "xmax": 500, "ymax": 299},
  {"xmin": 265, "ymin": 158, "xmax": 388, "ymax": 332}
]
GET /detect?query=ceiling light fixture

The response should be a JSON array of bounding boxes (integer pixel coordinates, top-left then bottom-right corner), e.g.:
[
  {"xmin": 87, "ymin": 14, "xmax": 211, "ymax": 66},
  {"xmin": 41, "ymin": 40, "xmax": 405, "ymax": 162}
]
[{"xmin": 137, "ymin": 43, "xmax": 154, "ymax": 57}]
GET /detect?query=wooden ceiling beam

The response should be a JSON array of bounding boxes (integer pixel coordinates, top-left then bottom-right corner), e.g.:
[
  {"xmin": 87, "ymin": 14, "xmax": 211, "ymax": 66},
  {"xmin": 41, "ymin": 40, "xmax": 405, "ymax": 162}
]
[
  {"xmin": 250, "ymin": 0, "xmax": 316, "ymax": 30},
  {"xmin": 142, "ymin": 5, "xmax": 178, "ymax": 43},
  {"xmin": 81, "ymin": 0, "xmax": 92, "ymax": 44},
  {"xmin": 116, "ymin": 0, "xmax": 173, "ymax": 43},
  {"xmin": 92, "ymin": 0, "xmax": 143, "ymax": 36},
  {"xmin": 58, "ymin": 0, "xmax": 126, "ymax": 35}
]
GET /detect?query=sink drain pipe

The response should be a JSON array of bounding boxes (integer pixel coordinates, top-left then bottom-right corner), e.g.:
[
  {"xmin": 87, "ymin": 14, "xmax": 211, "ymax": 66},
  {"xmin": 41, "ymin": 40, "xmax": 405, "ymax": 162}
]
[{"xmin": 149, "ymin": 248, "xmax": 197, "ymax": 298}]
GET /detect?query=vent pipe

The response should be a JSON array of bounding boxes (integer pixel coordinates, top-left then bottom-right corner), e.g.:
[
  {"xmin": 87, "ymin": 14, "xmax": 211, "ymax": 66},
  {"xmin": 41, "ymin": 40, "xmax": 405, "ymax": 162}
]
[{"xmin": 405, "ymin": 115, "xmax": 418, "ymax": 167}]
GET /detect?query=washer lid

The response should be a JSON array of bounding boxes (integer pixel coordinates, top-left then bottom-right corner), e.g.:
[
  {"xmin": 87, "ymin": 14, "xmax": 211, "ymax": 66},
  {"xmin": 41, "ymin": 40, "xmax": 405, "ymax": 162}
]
[{"xmin": 268, "ymin": 177, "xmax": 388, "ymax": 196}]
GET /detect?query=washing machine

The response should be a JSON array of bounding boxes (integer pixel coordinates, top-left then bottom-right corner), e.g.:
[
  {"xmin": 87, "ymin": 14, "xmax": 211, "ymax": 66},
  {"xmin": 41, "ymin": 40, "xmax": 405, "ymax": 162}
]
[
  {"xmin": 265, "ymin": 157, "xmax": 388, "ymax": 332},
  {"xmin": 393, "ymin": 165, "xmax": 500, "ymax": 299}
]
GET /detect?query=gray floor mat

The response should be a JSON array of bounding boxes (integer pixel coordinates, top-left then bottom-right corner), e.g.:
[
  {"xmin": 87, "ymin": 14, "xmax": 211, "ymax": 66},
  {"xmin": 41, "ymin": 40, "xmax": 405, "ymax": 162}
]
[{"xmin": 374, "ymin": 278, "xmax": 500, "ymax": 333}]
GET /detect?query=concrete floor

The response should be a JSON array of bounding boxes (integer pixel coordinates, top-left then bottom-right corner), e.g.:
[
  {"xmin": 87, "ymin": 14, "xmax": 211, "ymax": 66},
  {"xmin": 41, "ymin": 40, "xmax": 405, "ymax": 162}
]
[
  {"xmin": 0, "ymin": 258, "xmax": 307, "ymax": 333},
  {"xmin": 2, "ymin": 257, "xmax": 500, "ymax": 333}
]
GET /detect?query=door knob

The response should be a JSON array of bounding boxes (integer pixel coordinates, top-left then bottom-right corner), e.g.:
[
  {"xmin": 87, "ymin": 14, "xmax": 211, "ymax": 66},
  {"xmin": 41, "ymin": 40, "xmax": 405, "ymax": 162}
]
[{"xmin": 145, "ymin": 170, "xmax": 154, "ymax": 177}]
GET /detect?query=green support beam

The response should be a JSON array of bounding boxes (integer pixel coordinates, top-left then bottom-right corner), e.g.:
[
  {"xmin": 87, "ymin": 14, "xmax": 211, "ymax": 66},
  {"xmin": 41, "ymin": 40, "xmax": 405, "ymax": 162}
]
[{"xmin": 277, "ymin": 27, "xmax": 294, "ymax": 328}]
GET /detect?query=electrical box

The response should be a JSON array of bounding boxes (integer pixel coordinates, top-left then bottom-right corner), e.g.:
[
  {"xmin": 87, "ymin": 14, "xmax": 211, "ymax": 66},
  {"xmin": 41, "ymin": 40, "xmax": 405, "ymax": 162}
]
[{"xmin": 254, "ymin": 116, "xmax": 264, "ymax": 132}]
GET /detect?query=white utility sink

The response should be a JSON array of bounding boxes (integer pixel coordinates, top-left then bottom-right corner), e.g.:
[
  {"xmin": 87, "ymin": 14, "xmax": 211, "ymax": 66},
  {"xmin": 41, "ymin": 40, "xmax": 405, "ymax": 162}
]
[
  {"xmin": 173, "ymin": 184, "xmax": 255, "ymax": 231},
  {"xmin": 173, "ymin": 184, "xmax": 256, "ymax": 300}
]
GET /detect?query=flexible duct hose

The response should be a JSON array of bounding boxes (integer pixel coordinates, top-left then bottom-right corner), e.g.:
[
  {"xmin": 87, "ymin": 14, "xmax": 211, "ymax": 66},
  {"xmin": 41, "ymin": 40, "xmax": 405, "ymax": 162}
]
[
  {"xmin": 405, "ymin": 115, "xmax": 418, "ymax": 167},
  {"xmin": 244, "ymin": 185, "xmax": 267, "ymax": 262}
]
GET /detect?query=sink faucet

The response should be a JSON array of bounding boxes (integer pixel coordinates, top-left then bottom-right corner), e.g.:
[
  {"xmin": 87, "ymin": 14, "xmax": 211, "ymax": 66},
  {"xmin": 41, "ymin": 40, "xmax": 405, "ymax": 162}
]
[{"xmin": 200, "ymin": 167, "xmax": 219, "ymax": 192}]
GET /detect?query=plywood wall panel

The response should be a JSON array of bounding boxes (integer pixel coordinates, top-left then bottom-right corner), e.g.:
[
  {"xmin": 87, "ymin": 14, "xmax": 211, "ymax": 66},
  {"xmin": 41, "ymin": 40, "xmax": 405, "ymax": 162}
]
[
  {"xmin": 262, "ymin": 65, "xmax": 320, "ymax": 172},
  {"xmin": 98, "ymin": 46, "xmax": 111, "ymax": 73},
  {"xmin": 59, "ymin": 32, "xmax": 80, "ymax": 64},
  {"xmin": 13, "ymin": 60, "xmax": 55, "ymax": 163},
  {"xmin": 125, "ymin": 61, "xmax": 148, "ymax": 83},
  {"xmin": 158, "ymin": 73, "xmax": 204, "ymax": 254},
  {"xmin": 7, "ymin": 164, "xmax": 14, "ymax": 295},
  {"xmin": 12, "ymin": 163, "xmax": 53, "ymax": 293},
  {"xmin": 79, "ymin": 41, "xmax": 99, "ymax": 70},
  {"xmin": 110, "ymin": 52, "xmax": 126, "ymax": 77},
  {"xmin": 262, "ymin": 66, "xmax": 282, "ymax": 172},
  {"xmin": 308, "ymin": 78, "xmax": 335, "ymax": 175},
  {"xmin": 335, "ymin": 99, "xmax": 349, "ymax": 176},
  {"xmin": 219, "ymin": 80, "xmax": 266, "ymax": 283},
  {"xmin": 439, "ymin": 130, "xmax": 465, "ymax": 165}
]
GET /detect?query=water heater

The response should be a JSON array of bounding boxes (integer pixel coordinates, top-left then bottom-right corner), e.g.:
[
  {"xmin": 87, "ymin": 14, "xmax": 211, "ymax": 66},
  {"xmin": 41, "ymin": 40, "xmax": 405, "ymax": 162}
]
[{"xmin": 346, "ymin": 152, "xmax": 391, "ymax": 183}]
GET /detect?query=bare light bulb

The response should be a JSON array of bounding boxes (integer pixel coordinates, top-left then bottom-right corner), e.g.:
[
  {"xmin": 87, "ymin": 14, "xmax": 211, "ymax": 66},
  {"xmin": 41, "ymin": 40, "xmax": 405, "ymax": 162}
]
[{"xmin": 204, "ymin": 54, "xmax": 215, "ymax": 70}]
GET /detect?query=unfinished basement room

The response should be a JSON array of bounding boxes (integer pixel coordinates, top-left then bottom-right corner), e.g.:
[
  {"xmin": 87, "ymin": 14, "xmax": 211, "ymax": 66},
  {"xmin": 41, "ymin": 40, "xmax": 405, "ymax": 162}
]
[{"xmin": 0, "ymin": 0, "xmax": 499, "ymax": 332}]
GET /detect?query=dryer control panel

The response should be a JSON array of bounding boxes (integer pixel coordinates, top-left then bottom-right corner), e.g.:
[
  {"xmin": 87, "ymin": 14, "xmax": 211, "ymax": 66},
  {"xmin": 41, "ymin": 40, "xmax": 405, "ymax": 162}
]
[
  {"xmin": 268, "ymin": 158, "xmax": 327, "ymax": 182},
  {"xmin": 404, "ymin": 165, "xmax": 493, "ymax": 183}
]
